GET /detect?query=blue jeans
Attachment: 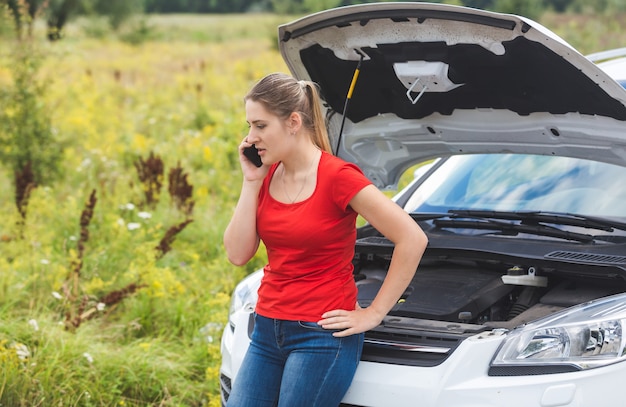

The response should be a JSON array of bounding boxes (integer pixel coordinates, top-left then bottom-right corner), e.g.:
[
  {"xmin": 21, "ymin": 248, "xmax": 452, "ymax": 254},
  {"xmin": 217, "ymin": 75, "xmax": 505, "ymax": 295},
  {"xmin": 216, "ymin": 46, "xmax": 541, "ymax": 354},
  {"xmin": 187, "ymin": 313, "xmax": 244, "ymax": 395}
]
[{"xmin": 226, "ymin": 314, "xmax": 364, "ymax": 407}]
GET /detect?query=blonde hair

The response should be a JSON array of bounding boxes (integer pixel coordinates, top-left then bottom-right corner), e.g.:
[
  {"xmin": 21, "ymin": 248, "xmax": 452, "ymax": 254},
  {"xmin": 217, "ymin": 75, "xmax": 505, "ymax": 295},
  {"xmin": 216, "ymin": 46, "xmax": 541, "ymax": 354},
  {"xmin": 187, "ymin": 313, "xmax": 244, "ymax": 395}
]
[{"xmin": 244, "ymin": 72, "xmax": 332, "ymax": 153}]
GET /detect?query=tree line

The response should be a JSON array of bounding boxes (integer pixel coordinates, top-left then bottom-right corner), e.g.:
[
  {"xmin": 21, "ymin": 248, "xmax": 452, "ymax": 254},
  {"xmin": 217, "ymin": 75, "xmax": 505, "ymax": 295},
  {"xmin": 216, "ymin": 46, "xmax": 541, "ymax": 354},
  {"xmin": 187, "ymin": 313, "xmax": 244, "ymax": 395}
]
[
  {"xmin": 143, "ymin": 0, "xmax": 626, "ymax": 14},
  {"xmin": 2, "ymin": 0, "xmax": 624, "ymax": 41}
]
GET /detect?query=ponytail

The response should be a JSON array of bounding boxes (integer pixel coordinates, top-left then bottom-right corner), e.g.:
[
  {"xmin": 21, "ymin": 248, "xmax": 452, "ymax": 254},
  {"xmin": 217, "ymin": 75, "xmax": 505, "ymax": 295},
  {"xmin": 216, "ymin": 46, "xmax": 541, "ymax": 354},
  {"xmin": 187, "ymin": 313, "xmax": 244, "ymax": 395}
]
[
  {"xmin": 245, "ymin": 73, "xmax": 333, "ymax": 153},
  {"xmin": 302, "ymin": 81, "xmax": 332, "ymax": 153}
]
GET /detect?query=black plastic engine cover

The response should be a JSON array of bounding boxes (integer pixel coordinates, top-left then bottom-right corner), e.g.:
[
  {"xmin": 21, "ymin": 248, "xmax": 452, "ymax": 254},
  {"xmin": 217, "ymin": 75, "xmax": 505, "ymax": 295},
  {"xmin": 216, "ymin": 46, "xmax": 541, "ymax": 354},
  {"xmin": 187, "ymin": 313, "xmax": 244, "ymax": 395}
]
[{"xmin": 357, "ymin": 266, "xmax": 514, "ymax": 322}]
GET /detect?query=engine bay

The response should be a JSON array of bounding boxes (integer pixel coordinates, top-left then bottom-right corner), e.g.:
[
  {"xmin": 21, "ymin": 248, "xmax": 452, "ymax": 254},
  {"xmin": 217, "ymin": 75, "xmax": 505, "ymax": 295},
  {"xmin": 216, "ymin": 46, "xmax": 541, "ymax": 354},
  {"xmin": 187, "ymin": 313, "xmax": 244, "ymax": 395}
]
[{"xmin": 354, "ymin": 254, "xmax": 626, "ymax": 330}]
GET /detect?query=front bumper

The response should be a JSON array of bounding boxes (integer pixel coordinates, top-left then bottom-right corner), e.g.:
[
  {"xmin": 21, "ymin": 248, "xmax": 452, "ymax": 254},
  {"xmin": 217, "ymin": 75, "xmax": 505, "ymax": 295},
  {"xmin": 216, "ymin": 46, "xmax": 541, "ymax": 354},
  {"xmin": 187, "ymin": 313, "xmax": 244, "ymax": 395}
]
[{"xmin": 220, "ymin": 310, "xmax": 624, "ymax": 407}]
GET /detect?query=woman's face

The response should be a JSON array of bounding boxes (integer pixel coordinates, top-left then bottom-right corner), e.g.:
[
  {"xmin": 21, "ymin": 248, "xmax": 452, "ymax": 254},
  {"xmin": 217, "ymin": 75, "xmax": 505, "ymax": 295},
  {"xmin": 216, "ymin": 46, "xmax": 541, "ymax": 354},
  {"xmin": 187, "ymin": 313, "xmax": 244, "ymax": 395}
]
[{"xmin": 245, "ymin": 100, "xmax": 291, "ymax": 165}]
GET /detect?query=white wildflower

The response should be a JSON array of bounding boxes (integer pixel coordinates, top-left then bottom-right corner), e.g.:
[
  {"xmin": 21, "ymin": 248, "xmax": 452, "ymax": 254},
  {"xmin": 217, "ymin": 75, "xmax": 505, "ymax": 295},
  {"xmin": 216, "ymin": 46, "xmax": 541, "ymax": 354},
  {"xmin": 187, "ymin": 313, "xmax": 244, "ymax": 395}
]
[
  {"xmin": 117, "ymin": 218, "xmax": 125, "ymax": 227},
  {"xmin": 77, "ymin": 158, "xmax": 92, "ymax": 171},
  {"xmin": 28, "ymin": 319, "xmax": 39, "ymax": 331},
  {"xmin": 96, "ymin": 303, "xmax": 106, "ymax": 312},
  {"xmin": 124, "ymin": 203, "xmax": 135, "ymax": 211},
  {"xmin": 200, "ymin": 322, "xmax": 223, "ymax": 344},
  {"xmin": 52, "ymin": 291, "xmax": 63, "ymax": 300},
  {"xmin": 127, "ymin": 222, "xmax": 141, "ymax": 231},
  {"xmin": 14, "ymin": 343, "xmax": 30, "ymax": 360},
  {"xmin": 40, "ymin": 259, "xmax": 50, "ymax": 265},
  {"xmin": 137, "ymin": 211, "xmax": 152, "ymax": 219},
  {"xmin": 83, "ymin": 353, "xmax": 94, "ymax": 364}
]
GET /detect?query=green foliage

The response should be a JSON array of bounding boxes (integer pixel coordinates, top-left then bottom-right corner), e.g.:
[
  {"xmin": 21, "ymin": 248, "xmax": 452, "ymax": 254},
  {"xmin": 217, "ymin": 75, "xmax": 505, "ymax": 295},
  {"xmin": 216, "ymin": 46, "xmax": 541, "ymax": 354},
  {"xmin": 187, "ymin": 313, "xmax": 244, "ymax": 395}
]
[
  {"xmin": 89, "ymin": 0, "xmax": 143, "ymax": 30},
  {"xmin": 138, "ymin": 0, "xmax": 602, "ymax": 15},
  {"xmin": 0, "ymin": 4, "xmax": 16, "ymax": 38},
  {"xmin": 271, "ymin": 0, "xmax": 342, "ymax": 14},
  {"xmin": 118, "ymin": 17, "xmax": 156, "ymax": 45},
  {"xmin": 492, "ymin": 0, "xmax": 545, "ymax": 20},
  {"xmin": 0, "ymin": 316, "xmax": 212, "ymax": 406},
  {"xmin": 3, "ymin": 0, "xmax": 621, "ymax": 26},
  {"xmin": 569, "ymin": 0, "xmax": 626, "ymax": 14},
  {"xmin": 0, "ymin": 16, "xmax": 286, "ymax": 404},
  {"xmin": 0, "ymin": 38, "xmax": 63, "ymax": 190}
]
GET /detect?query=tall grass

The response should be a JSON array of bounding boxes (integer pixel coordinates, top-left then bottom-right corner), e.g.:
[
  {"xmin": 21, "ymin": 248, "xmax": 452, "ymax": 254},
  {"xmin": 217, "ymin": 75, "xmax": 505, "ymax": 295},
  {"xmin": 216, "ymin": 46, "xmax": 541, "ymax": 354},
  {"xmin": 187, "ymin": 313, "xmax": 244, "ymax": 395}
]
[
  {"xmin": 0, "ymin": 13, "xmax": 289, "ymax": 407},
  {"xmin": 0, "ymin": 11, "xmax": 624, "ymax": 407}
]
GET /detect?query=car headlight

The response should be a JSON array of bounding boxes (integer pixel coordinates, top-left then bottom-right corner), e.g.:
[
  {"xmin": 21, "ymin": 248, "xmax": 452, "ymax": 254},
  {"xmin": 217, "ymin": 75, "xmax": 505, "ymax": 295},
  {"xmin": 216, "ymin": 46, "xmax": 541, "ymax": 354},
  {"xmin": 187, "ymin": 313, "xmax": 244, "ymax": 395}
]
[
  {"xmin": 489, "ymin": 293, "xmax": 626, "ymax": 376},
  {"xmin": 228, "ymin": 270, "xmax": 261, "ymax": 329}
]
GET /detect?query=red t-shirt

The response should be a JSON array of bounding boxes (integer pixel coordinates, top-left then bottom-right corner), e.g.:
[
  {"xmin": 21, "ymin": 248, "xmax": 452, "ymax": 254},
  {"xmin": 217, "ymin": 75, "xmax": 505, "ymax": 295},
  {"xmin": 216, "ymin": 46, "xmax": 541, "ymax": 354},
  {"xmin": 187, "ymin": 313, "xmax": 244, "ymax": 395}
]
[{"xmin": 255, "ymin": 151, "xmax": 372, "ymax": 322}]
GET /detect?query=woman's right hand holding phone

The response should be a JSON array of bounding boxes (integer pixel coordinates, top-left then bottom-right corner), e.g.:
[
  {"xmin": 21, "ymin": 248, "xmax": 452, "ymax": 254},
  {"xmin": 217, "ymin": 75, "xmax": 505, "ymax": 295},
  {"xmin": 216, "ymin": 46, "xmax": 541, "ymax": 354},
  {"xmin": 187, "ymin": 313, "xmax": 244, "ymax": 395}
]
[{"xmin": 239, "ymin": 138, "xmax": 268, "ymax": 181}]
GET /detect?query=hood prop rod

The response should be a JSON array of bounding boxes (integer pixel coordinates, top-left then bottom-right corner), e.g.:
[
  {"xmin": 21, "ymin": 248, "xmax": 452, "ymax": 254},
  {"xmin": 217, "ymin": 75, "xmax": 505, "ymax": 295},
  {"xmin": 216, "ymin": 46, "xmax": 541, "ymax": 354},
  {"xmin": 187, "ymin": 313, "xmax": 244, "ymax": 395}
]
[{"xmin": 335, "ymin": 51, "xmax": 364, "ymax": 156}]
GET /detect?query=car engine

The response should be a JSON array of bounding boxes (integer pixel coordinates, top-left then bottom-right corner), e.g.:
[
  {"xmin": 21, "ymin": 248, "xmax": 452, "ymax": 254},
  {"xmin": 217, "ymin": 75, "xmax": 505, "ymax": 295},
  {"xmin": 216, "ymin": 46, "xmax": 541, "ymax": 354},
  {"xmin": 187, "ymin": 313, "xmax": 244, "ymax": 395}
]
[{"xmin": 354, "ymin": 250, "xmax": 625, "ymax": 330}]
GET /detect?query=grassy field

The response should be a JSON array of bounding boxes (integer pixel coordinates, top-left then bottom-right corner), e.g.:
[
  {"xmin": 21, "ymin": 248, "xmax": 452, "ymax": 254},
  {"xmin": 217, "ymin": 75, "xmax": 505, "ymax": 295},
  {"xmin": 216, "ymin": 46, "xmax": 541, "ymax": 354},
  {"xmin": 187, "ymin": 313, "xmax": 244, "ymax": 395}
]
[{"xmin": 0, "ymin": 10, "xmax": 625, "ymax": 407}]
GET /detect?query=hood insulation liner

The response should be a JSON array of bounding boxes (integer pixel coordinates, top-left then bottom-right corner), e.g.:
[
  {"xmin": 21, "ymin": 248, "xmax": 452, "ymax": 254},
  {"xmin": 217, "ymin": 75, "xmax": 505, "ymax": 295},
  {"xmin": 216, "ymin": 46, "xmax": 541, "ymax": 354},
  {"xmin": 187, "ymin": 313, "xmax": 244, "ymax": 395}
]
[{"xmin": 300, "ymin": 37, "xmax": 626, "ymax": 123}]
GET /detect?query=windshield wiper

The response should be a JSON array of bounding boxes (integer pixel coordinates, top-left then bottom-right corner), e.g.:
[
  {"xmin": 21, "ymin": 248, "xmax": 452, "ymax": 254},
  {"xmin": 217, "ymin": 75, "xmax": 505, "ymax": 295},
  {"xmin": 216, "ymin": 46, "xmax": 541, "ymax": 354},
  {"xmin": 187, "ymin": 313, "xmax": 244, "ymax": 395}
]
[
  {"xmin": 449, "ymin": 210, "xmax": 626, "ymax": 233},
  {"xmin": 433, "ymin": 218, "xmax": 595, "ymax": 243},
  {"xmin": 409, "ymin": 213, "xmax": 450, "ymax": 222}
]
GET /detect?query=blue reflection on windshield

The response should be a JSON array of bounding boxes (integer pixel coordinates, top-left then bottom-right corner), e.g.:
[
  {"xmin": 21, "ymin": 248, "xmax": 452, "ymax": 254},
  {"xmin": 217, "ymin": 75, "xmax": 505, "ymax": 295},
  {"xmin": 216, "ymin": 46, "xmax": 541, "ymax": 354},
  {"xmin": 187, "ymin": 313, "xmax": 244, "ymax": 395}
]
[{"xmin": 407, "ymin": 154, "xmax": 626, "ymax": 218}]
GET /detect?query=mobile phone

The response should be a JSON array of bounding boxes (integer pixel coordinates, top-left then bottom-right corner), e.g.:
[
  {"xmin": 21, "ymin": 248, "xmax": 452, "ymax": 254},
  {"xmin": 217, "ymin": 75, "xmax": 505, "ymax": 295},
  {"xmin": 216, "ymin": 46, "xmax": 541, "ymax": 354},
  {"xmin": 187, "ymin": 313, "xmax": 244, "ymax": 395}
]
[{"xmin": 243, "ymin": 145, "xmax": 263, "ymax": 167}]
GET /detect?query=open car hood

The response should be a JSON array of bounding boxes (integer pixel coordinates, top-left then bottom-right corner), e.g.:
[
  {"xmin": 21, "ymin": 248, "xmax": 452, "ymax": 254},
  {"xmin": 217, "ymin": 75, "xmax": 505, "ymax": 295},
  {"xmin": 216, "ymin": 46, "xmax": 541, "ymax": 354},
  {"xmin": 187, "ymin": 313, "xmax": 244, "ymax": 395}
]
[{"xmin": 278, "ymin": 2, "xmax": 626, "ymax": 189}]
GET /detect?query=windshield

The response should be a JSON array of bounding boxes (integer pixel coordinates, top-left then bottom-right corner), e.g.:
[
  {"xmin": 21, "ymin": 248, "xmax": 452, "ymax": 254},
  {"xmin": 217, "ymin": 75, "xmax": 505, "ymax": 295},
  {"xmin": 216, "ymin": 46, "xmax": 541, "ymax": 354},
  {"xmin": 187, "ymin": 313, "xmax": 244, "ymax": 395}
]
[{"xmin": 405, "ymin": 154, "xmax": 626, "ymax": 219}]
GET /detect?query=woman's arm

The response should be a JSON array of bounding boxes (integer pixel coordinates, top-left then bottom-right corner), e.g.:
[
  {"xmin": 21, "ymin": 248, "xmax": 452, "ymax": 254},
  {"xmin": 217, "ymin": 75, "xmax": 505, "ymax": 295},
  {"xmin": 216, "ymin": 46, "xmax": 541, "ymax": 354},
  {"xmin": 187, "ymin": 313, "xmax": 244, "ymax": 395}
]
[
  {"xmin": 318, "ymin": 184, "xmax": 428, "ymax": 337},
  {"xmin": 223, "ymin": 179, "xmax": 263, "ymax": 266},
  {"xmin": 223, "ymin": 140, "xmax": 269, "ymax": 266}
]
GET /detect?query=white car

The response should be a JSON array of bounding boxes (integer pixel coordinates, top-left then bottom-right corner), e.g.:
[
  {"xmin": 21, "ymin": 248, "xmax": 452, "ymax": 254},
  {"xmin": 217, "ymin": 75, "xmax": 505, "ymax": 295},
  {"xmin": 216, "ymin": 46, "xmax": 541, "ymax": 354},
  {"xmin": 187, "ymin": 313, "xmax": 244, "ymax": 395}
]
[{"xmin": 220, "ymin": 3, "xmax": 626, "ymax": 406}]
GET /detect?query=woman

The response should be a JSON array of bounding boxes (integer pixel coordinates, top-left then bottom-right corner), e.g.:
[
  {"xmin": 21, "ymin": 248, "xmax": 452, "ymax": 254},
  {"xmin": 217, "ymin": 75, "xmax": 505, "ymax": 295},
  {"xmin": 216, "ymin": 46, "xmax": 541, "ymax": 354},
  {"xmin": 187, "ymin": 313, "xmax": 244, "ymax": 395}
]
[{"xmin": 223, "ymin": 72, "xmax": 428, "ymax": 407}]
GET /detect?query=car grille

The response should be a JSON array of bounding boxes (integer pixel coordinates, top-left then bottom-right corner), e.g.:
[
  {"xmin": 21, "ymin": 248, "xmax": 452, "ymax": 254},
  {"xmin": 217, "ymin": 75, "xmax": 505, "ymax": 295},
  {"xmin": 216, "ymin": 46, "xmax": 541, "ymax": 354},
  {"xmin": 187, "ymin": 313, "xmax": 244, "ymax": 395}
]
[
  {"xmin": 220, "ymin": 373, "xmax": 231, "ymax": 407},
  {"xmin": 243, "ymin": 314, "xmax": 468, "ymax": 368},
  {"xmin": 362, "ymin": 328, "xmax": 464, "ymax": 367}
]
